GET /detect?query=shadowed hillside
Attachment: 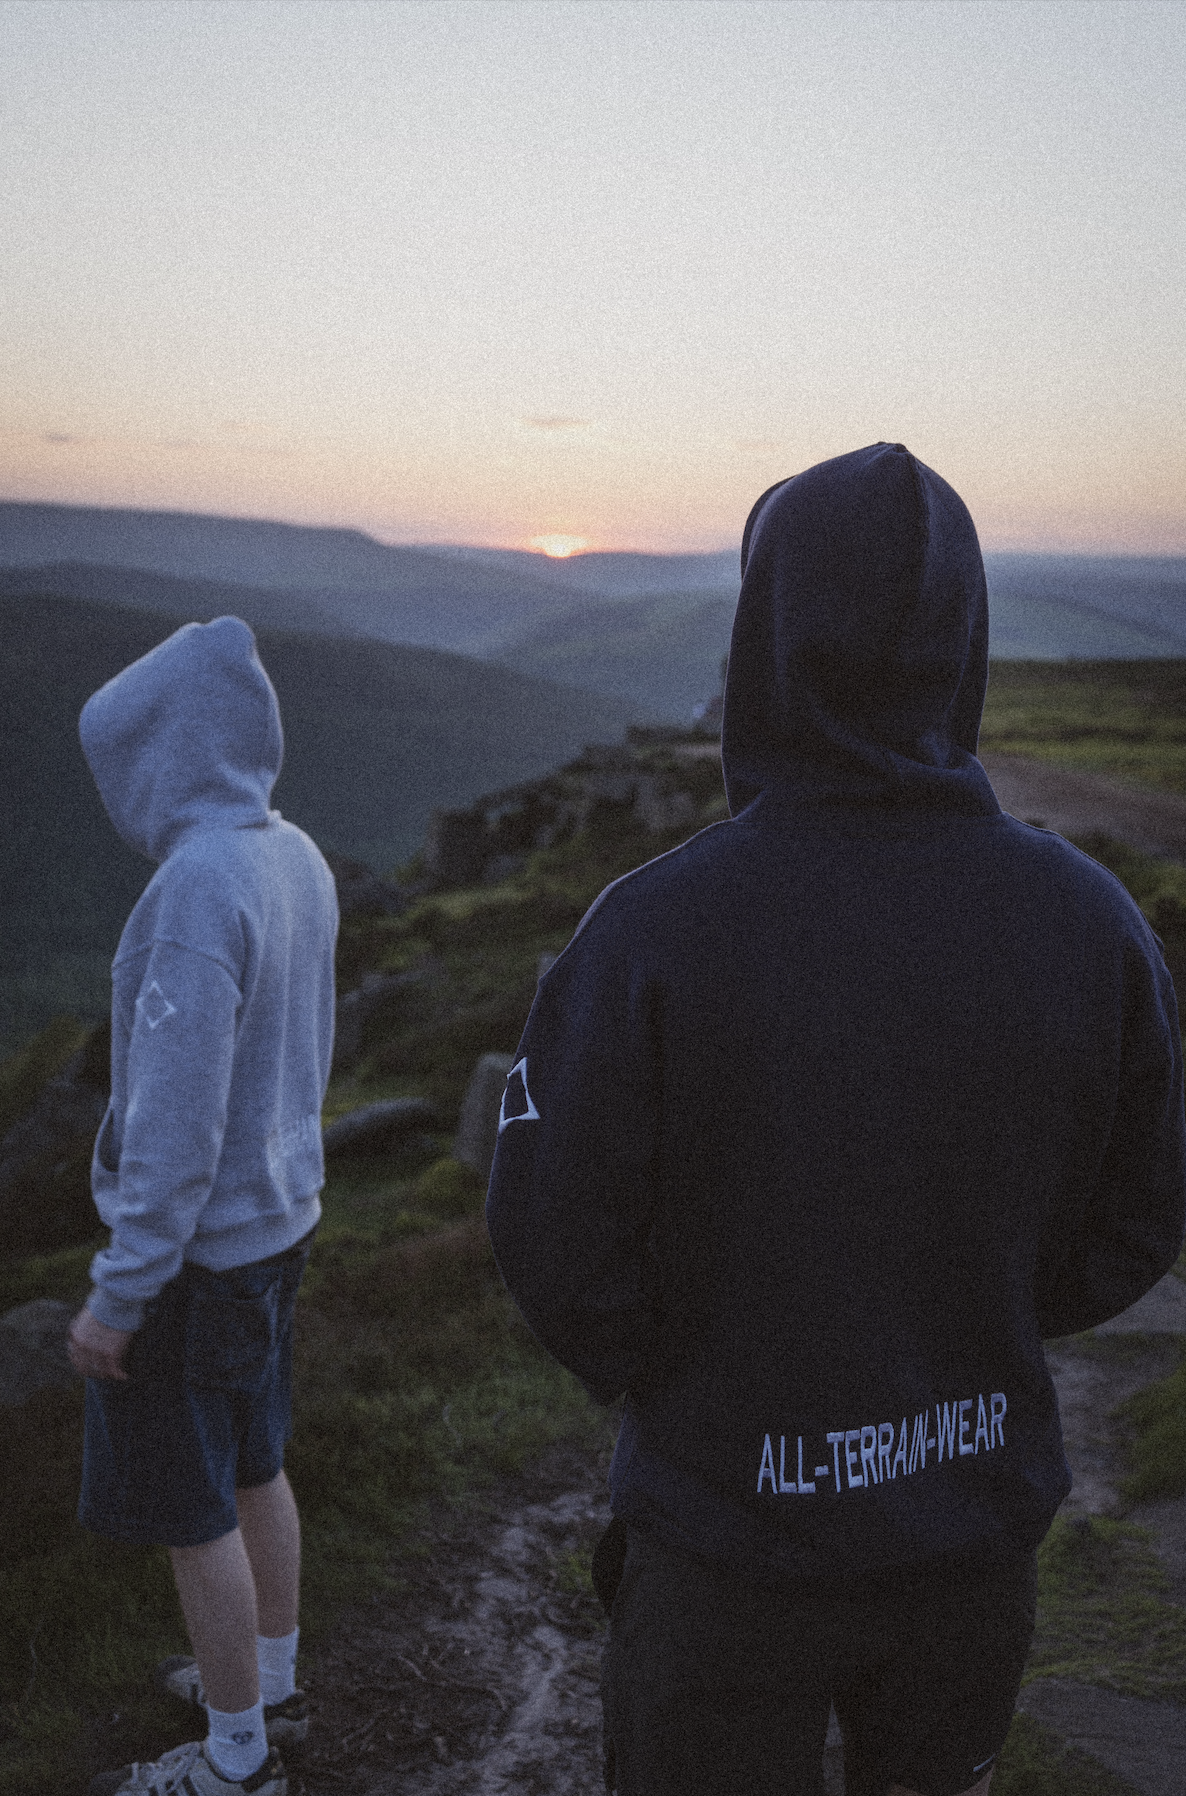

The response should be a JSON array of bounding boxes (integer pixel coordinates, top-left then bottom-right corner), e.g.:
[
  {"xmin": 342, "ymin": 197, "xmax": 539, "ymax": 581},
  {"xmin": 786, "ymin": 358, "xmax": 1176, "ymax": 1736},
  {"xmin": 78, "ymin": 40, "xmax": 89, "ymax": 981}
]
[
  {"xmin": 4, "ymin": 506, "xmax": 1186, "ymax": 725},
  {"xmin": 0, "ymin": 593, "xmax": 634, "ymax": 1049}
]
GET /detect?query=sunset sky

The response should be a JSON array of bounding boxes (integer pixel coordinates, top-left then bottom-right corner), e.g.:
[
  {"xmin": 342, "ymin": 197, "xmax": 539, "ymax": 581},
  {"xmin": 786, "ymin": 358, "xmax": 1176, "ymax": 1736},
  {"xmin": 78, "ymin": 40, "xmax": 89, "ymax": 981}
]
[{"xmin": 1, "ymin": 0, "xmax": 1182, "ymax": 555}]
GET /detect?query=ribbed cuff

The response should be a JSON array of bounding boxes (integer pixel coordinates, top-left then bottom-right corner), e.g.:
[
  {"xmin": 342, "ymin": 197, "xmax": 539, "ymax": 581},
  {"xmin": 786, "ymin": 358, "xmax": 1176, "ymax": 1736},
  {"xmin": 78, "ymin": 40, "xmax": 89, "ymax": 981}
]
[{"xmin": 85, "ymin": 1285, "xmax": 145, "ymax": 1332}]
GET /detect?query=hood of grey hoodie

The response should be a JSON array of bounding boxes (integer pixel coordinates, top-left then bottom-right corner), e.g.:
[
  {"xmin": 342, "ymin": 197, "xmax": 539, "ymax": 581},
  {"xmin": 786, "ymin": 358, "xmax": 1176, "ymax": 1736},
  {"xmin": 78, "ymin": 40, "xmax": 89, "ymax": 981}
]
[{"xmin": 79, "ymin": 615, "xmax": 283, "ymax": 862}]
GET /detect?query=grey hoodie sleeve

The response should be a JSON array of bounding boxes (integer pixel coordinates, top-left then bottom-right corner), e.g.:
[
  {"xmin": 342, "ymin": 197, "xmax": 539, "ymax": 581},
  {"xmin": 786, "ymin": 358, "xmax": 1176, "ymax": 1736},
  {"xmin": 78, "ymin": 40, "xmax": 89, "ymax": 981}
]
[{"xmin": 86, "ymin": 940, "xmax": 241, "ymax": 1331}]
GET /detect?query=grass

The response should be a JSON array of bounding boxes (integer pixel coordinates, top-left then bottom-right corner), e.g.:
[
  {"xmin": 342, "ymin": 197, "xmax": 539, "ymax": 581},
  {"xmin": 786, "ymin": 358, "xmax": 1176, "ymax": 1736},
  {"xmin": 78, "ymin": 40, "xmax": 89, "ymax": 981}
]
[
  {"xmin": 0, "ymin": 1016, "xmax": 89, "ymax": 1141},
  {"xmin": 333, "ymin": 800, "xmax": 723, "ymax": 1118},
  {"xmin": 993, "ymin": 1711, "xmax": 1142, "ymax": 1795},
  {"xmin": 982, "ymin": 660, "xmax": 1186, "ymax": 796},
  {"xmin": 1116, "ymin": 1346, "xmax": 1186, "ymax": 1505},
  {"xmin": 0, "ymin": 763, "xmax": 732, "ymax": 1793},
  {"xmin": 1026, "ymin": 1513, "xmax": 1186, "ymax": 1703},
  {"xmin": 0, "ymin": 1156, "xmax": 609, "ymax": 1796},
  {"xmin": 6, "ymin": 709, "xmax": 1186, "ymax": 1791}
]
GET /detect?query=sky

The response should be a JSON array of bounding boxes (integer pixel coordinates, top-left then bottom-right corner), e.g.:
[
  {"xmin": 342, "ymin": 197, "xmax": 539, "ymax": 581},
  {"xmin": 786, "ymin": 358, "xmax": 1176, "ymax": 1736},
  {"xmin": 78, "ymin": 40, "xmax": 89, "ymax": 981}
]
[{"xmin": 1, "ymin": 0, "xmax": 1183, "ymax": 555}]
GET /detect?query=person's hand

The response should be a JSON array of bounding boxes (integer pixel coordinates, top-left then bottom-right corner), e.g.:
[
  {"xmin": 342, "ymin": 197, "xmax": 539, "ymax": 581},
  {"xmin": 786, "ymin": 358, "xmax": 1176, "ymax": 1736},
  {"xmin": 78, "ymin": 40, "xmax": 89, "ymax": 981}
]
[{"xmin": 68, "ymin": 1306, "xmax": 133, "ymax": 1380}]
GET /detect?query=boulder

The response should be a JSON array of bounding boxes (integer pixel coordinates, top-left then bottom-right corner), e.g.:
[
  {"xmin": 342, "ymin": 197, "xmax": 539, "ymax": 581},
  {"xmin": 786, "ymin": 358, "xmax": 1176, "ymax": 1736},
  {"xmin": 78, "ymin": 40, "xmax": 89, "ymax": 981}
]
[
  {"xmin": 454, "ymin": 1053, "xmax": 515, "ymax": 1185},
  {"xmin": 0, "ymin": 1299, "xmax": 78, "ymax": 1406},
  {"xmin": 322, "ymin": 1097, "xmax": 440, "ymax": 1160}
]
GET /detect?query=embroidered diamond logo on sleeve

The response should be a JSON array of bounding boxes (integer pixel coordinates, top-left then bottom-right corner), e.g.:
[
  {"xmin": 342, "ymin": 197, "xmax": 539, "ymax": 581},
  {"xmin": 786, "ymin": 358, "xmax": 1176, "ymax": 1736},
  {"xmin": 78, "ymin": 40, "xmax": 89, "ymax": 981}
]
[
  {"xmin": 136, "ymin": 980, "xmax": 178, "ymax": 1030},
  {"xmin": 498, "ymin": 1057, "xmax": 540, "ymax": 1132}
]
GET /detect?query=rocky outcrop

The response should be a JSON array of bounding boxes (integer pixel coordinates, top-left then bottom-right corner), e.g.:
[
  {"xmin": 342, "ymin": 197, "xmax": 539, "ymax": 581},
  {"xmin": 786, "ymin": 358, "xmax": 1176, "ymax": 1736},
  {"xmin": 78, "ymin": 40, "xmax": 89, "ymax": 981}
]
[
  {"xmin": 421, "ymin": 733, "xmax": 716, "ymax": 893},
  {"xmin": 333, "ymin": 963, "xmax": 445, "ymax": 1072},
  {"xmin": 324, "ymin": 852, "xmax": 410, "ymax": 921},
  {"xmin": 0, "ymin": 1021, "xmax": 110, "ymax": 1257},
  {"xmin": 322, "ymin": 1097, "xmax": 441, "ymax": 1160}
]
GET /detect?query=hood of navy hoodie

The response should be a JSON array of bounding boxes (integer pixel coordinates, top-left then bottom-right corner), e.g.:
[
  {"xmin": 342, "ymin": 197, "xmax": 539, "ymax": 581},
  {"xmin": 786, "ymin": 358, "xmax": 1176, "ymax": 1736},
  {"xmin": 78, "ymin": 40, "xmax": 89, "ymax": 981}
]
[
  {"xmin": 79, "ymin": 615, "xmax": 283, "ymax": 862},
  {"xmin": 721, "ymin": 442, "xmax": 999, "ymax": 821}
]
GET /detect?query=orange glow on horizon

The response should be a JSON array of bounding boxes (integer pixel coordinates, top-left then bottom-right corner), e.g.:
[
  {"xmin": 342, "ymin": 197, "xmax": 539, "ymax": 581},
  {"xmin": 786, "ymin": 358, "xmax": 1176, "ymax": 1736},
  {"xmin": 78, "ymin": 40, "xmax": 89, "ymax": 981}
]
[{"xmin": 529, "ymin": 534, "xmax": 590, "ymax": 558}]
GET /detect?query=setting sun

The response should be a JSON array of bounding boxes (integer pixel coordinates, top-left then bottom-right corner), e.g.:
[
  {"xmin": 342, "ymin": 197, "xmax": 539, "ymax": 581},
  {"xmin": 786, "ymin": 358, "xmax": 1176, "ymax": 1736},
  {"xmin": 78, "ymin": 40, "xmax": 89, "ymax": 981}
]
[{"xmin": 530, "ymin": 534, "xmax": 589, "ymax": 559}]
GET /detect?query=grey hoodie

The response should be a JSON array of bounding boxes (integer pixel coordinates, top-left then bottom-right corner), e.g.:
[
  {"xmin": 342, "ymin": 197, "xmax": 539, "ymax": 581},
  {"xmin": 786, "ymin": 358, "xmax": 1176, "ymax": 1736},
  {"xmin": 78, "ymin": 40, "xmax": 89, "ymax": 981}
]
[{"xmin": 79, "ymin": 616, "xmax": 338, "ymax": 1331}]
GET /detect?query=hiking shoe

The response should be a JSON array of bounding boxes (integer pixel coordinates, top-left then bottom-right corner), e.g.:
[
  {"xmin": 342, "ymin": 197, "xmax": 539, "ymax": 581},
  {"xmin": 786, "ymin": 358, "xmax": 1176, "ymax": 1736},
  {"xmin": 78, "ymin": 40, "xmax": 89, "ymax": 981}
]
[
  {"xmin": 89, "ymin": 1739, "xmax": 286, "ymax": 1796},
  {"xmin": 154, "ymin": 1657, "xmax": 309, "ymax": 1747}
]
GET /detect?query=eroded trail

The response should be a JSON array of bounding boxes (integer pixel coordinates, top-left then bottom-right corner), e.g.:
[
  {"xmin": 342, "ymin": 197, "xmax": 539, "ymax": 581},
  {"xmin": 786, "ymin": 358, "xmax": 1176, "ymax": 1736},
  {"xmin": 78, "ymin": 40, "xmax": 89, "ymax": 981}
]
[
  {"xmin": 295, "ymin": 1445, "xmax": 613, "ymax": 1796},
  {"xmin": 294, "ymin": 1283, "xmax": 1186, "ymax": 1796}
]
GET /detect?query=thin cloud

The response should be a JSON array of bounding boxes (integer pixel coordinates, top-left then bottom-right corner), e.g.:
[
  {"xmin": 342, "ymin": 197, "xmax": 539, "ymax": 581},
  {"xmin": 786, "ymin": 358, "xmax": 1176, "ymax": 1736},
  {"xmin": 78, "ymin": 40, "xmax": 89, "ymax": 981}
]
[
  {"xmin": 520, "ymin": 416, "xmax": 590, "ymax": 431},
  {"xmin": 43, "ymin": 432, "xmax": 84, "ymax": 444}
]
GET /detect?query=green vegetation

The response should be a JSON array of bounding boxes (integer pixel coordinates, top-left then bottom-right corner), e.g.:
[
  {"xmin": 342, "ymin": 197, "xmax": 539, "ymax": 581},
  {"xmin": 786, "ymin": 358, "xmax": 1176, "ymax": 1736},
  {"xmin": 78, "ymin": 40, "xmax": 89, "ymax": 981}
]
[
  {"xmin": 332, "ymin": 743, "xmax": 728, "ymax": 1118},
  {"xmin": 0, "ymin": 1017, "xmax": 88, "ymax": 1142},
  {"xmin": 1061, "ymin": 833, "xmax": 1186, "ymax": 932},
  {"xmin": 0, "ymin": 756, "xmax": 724, "ymax": 1794},
  {"xmin": 7, "ymin": 697, "xmax": 1186, "ymax": 1790},
  {"xmin": 982, "ymin": 660, "xmax": 1186, "ymax": 795},
  {"xmin": 1027, "ymin": 1514, "xmax": 1186, "ymax": 1702},
  {"xmin": 0, "ymin": 1161, "xmax": 610, "ymax": 1796},
  {"xmin": 1117, "ymin": 1347, "xmax": 1186, "ymax": 1505},
  {"xmin": 993, "ymin": 1711, "xmax": 1141, "ymax": 1796}
]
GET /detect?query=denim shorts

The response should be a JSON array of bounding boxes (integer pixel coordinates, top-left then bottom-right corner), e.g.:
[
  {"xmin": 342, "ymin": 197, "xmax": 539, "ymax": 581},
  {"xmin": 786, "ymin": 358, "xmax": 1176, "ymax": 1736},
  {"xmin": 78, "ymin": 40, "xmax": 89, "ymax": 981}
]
[{"xmin": 78, "ymin": 1228, "xmax": 315, "ymax": 1548}]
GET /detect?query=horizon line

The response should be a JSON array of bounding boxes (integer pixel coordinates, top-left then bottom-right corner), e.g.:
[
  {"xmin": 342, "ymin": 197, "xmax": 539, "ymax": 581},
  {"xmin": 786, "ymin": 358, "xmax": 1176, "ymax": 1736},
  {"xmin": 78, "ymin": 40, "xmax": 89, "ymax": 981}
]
[{"xmin": 1, "ymin": 493, "xmax": 1184, "ymax": 563}]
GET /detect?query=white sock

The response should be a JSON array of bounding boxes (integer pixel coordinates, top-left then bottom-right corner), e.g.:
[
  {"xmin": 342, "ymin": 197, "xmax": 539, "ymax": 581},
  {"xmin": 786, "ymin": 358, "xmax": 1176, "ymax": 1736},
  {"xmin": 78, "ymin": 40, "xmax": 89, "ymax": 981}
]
[
  {"xmin": 205, "ymin": 1699, "xmax": 268, "ymax": 1782},
  {"xmin": 256, "ymin": 1627, "xmax": 299, "ymax": 1705}
]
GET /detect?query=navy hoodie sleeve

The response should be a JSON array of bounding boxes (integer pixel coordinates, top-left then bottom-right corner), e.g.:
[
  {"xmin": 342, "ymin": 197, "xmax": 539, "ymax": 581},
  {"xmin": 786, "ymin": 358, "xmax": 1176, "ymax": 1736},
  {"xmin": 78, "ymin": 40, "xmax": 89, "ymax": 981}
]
[
  {"xmin": 486, "ymin": 919, "xmax": 663, "ymax": 1404},
  {"xmin": 1034, "ymin": 929, "xmax": 1186, "ymax": 1338}
]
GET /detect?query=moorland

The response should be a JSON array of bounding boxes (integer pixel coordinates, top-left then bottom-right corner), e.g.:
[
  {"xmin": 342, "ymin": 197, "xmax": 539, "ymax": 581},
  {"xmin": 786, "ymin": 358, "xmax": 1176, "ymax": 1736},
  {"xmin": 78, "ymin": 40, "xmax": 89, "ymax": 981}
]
[{"xmin": 4, "ymin": 670, "xmax": 1186, "ymax": 1792}]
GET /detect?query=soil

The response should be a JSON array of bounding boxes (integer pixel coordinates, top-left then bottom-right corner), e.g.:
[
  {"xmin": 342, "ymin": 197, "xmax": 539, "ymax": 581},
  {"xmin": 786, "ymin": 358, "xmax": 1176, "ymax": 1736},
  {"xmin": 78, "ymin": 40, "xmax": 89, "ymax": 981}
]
[
  {"xmin": 978, "ymin": 753, "xmax": 1186, "ymax": 861},
  {"xmin": 287, "ymin": 756, "xmax": 1186, "ymax": 1796},
  {"xmin": 290, "ymin": 1442, "xmax": 615, "ymax": 1796}
]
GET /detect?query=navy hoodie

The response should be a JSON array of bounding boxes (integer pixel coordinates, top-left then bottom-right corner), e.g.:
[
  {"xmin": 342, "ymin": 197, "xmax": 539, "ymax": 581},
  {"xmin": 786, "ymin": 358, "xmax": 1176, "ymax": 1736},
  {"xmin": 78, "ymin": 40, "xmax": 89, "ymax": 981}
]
[{"xmin": 486, "ymin": 443, "xmax": 1186, "ymax": 1582}]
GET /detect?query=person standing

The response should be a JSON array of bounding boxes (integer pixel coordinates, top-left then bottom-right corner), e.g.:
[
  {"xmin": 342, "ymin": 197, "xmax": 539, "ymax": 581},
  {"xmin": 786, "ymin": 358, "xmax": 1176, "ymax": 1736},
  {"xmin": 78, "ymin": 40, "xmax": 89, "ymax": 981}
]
[
  {"xmin": 486, "ymin": 443, "xmax": 1186, "ymax": 1796},
  {"xmin": 67, "ymin": 617, "xmax": 338, "ymax": 1796}
]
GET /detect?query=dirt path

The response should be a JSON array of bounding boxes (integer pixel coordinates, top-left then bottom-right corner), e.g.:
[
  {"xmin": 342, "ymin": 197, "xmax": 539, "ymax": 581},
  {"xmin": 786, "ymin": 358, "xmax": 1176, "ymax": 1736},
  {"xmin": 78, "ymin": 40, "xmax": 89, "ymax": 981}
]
[
  {"xmin": 1018, "ymin": 1301, "xmax": 1186, "ymax": 1796},
  {"xmin": 980, "ymin": 753, "xmax": 1186, "ymax": 860},
  {"xmin": 292, "ymin": 1444, "xmax": 613, "ymax": 1796}
]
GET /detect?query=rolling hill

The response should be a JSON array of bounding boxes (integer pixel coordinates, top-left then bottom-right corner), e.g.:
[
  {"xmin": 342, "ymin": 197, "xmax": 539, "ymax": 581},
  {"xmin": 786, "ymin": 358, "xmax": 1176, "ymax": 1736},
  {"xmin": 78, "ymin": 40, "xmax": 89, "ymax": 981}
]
[
  {"xmin": 490, "ymin": 555, "xmax": 1186, "ymax": 719},
  {"xmin": 0, "ymin": 505, "xmax": 596, "ymax": 656},
  {"xmin": 4, "ymin": 504, "xmax": 1186, "ymax": 725},
  {"xmin": 492, "ymin": 589, "xmax": 736, "ymax": 717}
]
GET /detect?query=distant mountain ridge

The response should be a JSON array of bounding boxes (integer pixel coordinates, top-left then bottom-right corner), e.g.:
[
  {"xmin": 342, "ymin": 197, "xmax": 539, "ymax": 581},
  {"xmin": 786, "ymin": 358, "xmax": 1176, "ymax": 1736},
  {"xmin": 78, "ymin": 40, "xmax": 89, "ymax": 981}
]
[
  {"xmin": 0, "ymin": 500, "xmax": 494, "ymax": 591},
  {"xmin": 0, "ymin": 499, "xmax": 738, "ymax": 603},
  {"xmin": 433, "ymin": 543, "xmax": 740, "ymax": 597},
  {"xmin": 0, "ymin": 502, "xmax": 739, "ymax": 663},
  {"xmin": 3, "ymin": 501, "xmax": 1186, "ymax": 723}
]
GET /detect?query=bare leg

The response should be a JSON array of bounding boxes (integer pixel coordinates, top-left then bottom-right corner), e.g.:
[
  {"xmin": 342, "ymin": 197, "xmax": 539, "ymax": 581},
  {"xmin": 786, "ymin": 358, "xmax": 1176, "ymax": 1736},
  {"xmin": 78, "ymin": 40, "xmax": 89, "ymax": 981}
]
[
  {"xmin": 169, "ymin": 1529, "xmax": 260, "ymax": 1713},
  {"xmin": 890, "ymin": 1773, "xmax": 992, "ymax": 1796},
  {"xmin": 236, "ymin": 1469, "xmax": 301, "ymax": 1638}
]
